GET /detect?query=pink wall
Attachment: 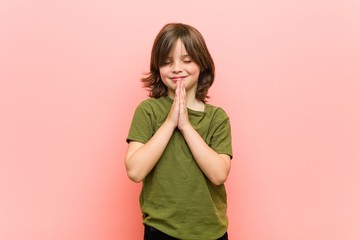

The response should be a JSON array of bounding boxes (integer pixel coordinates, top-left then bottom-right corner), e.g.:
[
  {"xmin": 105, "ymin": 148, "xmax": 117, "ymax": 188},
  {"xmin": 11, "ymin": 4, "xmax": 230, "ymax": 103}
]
[{"xmin": 1, "ymin": 0, "xmax": 359, "ymax": 239}]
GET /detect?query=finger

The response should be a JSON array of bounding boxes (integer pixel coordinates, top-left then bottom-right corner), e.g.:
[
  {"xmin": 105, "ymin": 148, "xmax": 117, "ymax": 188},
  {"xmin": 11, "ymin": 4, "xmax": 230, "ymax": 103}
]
[
  {"xmin": 178, "ymin": 80, "xmax": 183, "ymax": 104},
  {"xmin": 179, "ymin": 81, "xmax": 187, "ymax": 115},
  {"xmin": 181, "ymin": 80, "xmax": 186, "ymax": 98},
  {"xmin": 180, "ymin": 80, "xmax": 186, "ymax": 104},
  {"xmin": 176, "ymin": 80, "xmax": 182, "ymax": 117},
  {"xmin": 176, "ymin": 80, "xmax": 181, "ymax": 101}
]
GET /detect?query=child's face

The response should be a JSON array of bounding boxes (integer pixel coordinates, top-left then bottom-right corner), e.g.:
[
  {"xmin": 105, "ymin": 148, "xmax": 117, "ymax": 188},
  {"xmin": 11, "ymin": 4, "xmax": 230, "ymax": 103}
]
[{"xmin": 159, "ymin": 39, "xmax": 201, "ymax": 98}]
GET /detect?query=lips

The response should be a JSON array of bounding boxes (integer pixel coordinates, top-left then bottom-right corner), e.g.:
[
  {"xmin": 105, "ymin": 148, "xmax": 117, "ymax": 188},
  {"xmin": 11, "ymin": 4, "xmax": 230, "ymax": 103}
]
[{"xmin": 171, "ymin": 76, "xmax": 186, "ymax": 81}]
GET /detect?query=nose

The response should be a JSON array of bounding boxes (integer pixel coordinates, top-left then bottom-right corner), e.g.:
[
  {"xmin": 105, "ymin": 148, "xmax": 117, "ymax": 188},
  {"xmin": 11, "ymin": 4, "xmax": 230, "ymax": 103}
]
[{"xmin": 171, "ymin": 61, "xmax": 183, "ymax": 73}]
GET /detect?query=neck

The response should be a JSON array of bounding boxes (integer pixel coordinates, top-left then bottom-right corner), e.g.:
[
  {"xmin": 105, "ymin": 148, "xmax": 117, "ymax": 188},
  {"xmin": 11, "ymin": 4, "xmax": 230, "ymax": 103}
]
[{"xmin": 186, "ymin": 94, "xmax": 205, "ymax": 111}]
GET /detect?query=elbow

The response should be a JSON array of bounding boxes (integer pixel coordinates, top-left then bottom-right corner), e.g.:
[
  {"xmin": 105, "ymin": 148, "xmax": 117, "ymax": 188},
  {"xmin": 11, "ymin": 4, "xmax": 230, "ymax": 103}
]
[
  {"xmin": 126, "ymin": 169, "xmax": 144, "ymax": 183},
  {"xmin": 213, "ymin": 179, "xmax": 227, "ymax": 186},
  {"xmin": 209, "ymin": 174, "xmax": 228, "ymax": 186},
  {"xmin": 127, "ymin": 173, "xmax": 143, "ymax": 183},
  {"xmin": 209, "ymin": 166, "xmax": 230, "ymax": 186},
  {"xmin": 125, "ymin": 159, "xmax": 144, "ymax": 183},
  {"xmin": 210, "ymin": 156, "xmax": 231, "ymax": 185},
  {"xmin": 128, "ymin": 175, "xmax": 142, "ymax": 183}
]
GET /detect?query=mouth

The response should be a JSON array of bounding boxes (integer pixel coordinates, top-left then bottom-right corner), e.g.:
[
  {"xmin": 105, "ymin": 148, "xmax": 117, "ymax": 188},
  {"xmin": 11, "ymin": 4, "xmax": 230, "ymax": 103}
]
[{"xmin": 171, "ymin": 76, "xmax": 186, "ymax": 82}]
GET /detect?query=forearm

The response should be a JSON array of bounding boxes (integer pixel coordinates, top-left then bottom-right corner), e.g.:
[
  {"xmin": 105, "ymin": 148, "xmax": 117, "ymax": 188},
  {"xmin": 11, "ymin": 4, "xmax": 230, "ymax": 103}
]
[
  {"xmin": 180, "ymin": 125, "xmax": 231, "ymax": 185},
  {"xmin": 126, "ymin": 121, "xmax": 175, "ymax": 182}
]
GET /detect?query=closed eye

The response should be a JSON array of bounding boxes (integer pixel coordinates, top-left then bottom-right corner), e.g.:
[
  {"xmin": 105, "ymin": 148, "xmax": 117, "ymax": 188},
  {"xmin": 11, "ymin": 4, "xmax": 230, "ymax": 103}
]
[{"xmin": 183, "ymin": 57, "xmax": 193, "ymax": 63}]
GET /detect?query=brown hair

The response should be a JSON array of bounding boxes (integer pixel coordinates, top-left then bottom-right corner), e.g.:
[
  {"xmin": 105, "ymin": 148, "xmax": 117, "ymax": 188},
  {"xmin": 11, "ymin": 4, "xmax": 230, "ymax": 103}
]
[{"xmin": 141, "ymin": 23, "xmax": 215, "ymax": 101}]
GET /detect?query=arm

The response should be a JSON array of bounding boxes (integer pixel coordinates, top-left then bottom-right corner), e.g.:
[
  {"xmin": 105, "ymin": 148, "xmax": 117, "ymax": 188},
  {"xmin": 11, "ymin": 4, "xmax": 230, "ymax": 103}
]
[
  {"xmin": 125, "ymin": 82, "xmax": 182, "ymax": 183},
  {"xmin": 180, "ymin": 125, "xmax": 231, "ymax": 185},
  {"xmin": 125, "ymin": 121, "xmax": 175, "ymax": 182},
  {"xmin": 177, "ymin": 80, "xmax": 231, "ymax": 185}
]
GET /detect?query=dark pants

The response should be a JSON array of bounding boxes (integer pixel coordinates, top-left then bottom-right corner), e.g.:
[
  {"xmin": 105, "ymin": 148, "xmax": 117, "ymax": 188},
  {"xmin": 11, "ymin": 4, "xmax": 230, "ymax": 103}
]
[{"xmin": 144, "ymin": 225, "xmax": 229, "ymax": 240}]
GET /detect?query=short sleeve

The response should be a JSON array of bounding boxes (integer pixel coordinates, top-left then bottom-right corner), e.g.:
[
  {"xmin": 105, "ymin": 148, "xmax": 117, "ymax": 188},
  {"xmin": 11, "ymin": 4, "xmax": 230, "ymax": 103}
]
[
  {"xmin": 126, "ymin": 101, "xmax": 154, "ymax": 144},
  {"xmin": 209, "ymin": 109, "xmax": 233, "ymax": 159}
]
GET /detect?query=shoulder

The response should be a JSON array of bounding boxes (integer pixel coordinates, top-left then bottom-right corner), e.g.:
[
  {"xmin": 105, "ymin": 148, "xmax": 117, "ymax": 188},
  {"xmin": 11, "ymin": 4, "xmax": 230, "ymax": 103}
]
[
  {"xmin": 136, "ymin": 97, "xmax": 168, "ymax": 109},
  {"xmin": 137, "ymin": 97, "xmax": 158, "ymax": 107},
  {"xmin": 205, "ymin": 103, "xmax": 230, "ymax": 120},
  {"xmin": 134, "ymin": 97, "xmax": 172, "ymax": 117}
]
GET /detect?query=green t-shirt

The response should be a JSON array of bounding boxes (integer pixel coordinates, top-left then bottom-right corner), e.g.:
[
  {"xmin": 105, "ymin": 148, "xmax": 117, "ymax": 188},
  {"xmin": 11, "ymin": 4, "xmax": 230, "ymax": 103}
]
[{"xmin": 127, "ymin": 96, "xmax": 233, "ymax": 240}]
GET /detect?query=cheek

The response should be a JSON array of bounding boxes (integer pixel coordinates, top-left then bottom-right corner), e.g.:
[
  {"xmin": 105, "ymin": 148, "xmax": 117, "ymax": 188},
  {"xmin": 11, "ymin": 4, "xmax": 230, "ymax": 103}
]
[
  {"xmin": 159, "ymin": 67, "xmax": 170, "ymax": 77},
  {"xmin": 159, "ymin": 70, "xmax": 166, "ymax": 80},
  {"xmin": 189, "ymin": 64, "xmax": 201, "ymax": 75},
  {"xmin": 190, "ymin": 68, "xmax": 200, "ymax": 78}
]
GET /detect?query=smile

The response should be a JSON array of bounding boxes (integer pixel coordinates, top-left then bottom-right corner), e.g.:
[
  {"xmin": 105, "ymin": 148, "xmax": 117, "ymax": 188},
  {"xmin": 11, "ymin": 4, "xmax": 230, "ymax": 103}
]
[{"xmin": 171, "ymin": 76, "xmax": 187, "ymax": 81}]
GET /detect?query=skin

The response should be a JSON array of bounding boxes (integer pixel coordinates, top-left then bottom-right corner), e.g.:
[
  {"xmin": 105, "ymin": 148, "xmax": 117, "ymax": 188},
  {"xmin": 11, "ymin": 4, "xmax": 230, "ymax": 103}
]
[{"xmin": 125, "ymin": 39, "xmax": 231, "ymax": 185}]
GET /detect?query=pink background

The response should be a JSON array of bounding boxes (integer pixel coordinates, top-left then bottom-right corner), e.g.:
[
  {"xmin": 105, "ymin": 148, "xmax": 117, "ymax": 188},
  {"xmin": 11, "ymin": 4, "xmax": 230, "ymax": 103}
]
[{"xmin": 1, "ymin": 0, "xmax": 359, "ymax": 239}]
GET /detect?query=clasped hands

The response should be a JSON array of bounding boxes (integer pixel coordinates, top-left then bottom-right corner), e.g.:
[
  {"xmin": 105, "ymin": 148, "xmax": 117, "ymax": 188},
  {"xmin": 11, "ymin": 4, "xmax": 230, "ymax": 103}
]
[{"xmin": 166, "ymin": 79, "xmax": 191, "ymax": 131}]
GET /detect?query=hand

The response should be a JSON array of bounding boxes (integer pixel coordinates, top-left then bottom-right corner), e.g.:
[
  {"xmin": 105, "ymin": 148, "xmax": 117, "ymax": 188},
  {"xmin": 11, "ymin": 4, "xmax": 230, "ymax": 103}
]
[
  {"xmin": 165, "ymin": 80, "xmax": 181, "ymax": 129},
  {"xmin": 177, "ymin": 79, "xmax": 191, "ymax": 131},
  {"xmin": 165, "ymin": 79, "xmax": 190, "ymax": 131}
]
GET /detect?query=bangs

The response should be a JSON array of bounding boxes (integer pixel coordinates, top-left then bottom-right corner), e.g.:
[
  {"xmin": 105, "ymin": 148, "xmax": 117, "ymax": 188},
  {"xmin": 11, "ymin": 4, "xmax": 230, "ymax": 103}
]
[
  {"xmin": 180, "ymin": 34, "xmax": 203, "ymax": 66},
  {"xmin": 156, "ymin": 36, "xmax": 203, "ymax": 67},
  {"xmin": 156, "ymin": 37, "xmax": 176, "ymax": 66}
]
